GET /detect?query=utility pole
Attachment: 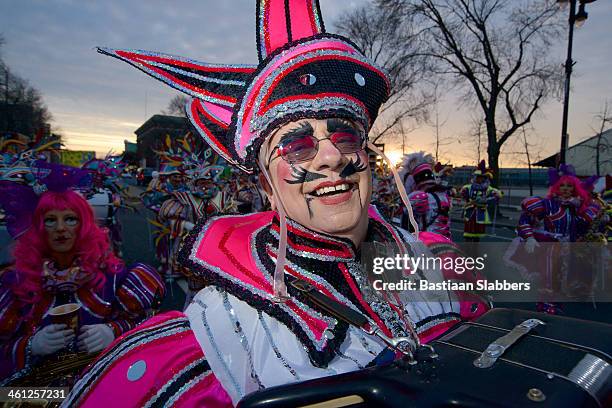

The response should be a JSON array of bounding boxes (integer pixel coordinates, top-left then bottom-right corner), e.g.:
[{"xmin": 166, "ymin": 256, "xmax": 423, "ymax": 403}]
[
  {"xmin": 559, "ymin": 0, "xmax": 576, "ymax": 165},
  {"xmin": 559, "ymin": 0, "xmax": 597, "ymax": 165}
]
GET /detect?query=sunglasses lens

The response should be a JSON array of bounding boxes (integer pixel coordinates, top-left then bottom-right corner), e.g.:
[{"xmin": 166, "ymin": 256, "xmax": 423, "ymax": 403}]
[
  {"xmin": 278, "ymin": 135, "xmax": 317, "ymax": 163},
  {"xmin": 330, "ymin": 132, "xmax": 364, "ymax": 154}
]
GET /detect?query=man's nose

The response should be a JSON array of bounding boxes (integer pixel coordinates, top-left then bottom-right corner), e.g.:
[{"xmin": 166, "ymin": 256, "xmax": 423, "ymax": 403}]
[{"xmin": 310, "ymin": 137, "xmax": 346, "ymax": 171}]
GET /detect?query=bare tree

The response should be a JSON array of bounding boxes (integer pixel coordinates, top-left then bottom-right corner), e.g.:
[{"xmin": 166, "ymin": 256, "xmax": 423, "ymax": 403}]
[
  {"xmin": 503, "ymin": 126, "xmax": 543, "ymax": 196},
  {"xmin": 335, "ymin": 4, "xmax": 435, "ymax": 144},
  {"xmin": 162, "ymin": 95, "xmax": 189, "ymax": 117},
  {"xmin": 521, "ymin": 128, "xmax": 534, "ymax": 196},
  {"xmin": 1, "ymin": 37, "xmax": 53, "ymax": 134},
  {"xmin": 470, "ymin": 116, "xmax": 485, "ymax": 164},
  {"xmin": 380, "ymin": 0, "xmax": 564, "ymax": 186},
  {"xmin": 391, "ymin": 117, "xmax": 417, "ymax": 157},
  {"xmin": 591, "ymin": 101, "xmax": 612, "ymax": 176},
  {"xmin": 427, "ymin": 88, "xmax": 452, "ymax": 161}
]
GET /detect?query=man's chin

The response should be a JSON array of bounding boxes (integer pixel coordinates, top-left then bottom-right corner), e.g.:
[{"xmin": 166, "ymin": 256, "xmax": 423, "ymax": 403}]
[{"xmin": 310, "ymin": 212, "xmax": 364, "ymax": 236}]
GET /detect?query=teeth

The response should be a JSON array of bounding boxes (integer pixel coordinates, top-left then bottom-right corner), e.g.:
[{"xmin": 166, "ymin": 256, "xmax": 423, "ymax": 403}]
[{"xmin": 313, "ymin": 183, "xmax": 351, "ymax": 196}]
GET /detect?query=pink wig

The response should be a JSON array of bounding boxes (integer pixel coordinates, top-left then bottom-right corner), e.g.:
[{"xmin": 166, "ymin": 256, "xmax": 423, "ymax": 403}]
[
  {"xmin": 547, "ymin": 175, "xmax": 590, "ymax": 212},
  {"xmin": 12, "ymin": 190, "xmax": 122, "ymax": 303}
]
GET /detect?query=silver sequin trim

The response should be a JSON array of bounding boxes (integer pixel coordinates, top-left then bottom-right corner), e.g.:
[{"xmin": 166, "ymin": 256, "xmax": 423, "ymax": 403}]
[
  {"xmin": 163, "ymin": 369, "xmax": 210, "ymax": 408},
  {"xmin": 190, "ymin": 214, "xmax": 337, "ymax": 351},
  {"xmin": 252, "ymin": 245, "xmax": 340, "ymax": 351},
  {"xmin": 194, "ymin": 297, "xmax": 243, "ymax": 397},
  {"xmin": 146, "ymin": 60, "xmax": 246, "ymax": 87},
  {"xmin": 254, "ymin": 97, "xmax": 368, "ymax": 138},
  {"xmin": 269, "ymin": 229, "xmax": 354, "ymax": 262},
  {"xmin": 221, "ymin": 291, "xmax": 263, "ymax": 389},
  {"xmin": 257, "ymin": 310, "xmax": 300, "ymax": 380},
  {"xmin": 416, "ymin": 314, "xmax": 460, "ymax": 335},
  {"xmin": 101, "ymin": 47, "xmax": 255, "ymax": 108},
  {"xmin": 345, "ymin": 261, "xmax": 410, "ymax": 339},
  {"xmin": 143, "ymin": 357, "xmax": 209, "ymax": 408}
]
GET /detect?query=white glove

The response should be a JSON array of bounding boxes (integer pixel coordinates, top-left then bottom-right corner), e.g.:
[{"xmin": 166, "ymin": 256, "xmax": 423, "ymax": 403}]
[
  {"xmin": 524, "ymin": 237, "xmax": 540, "ymax": 254},
  {"xmin": 31, "ymin": 324, "xmax": 74, "ymax": 356},
  {"xmin": 184, "ymin": 221, "xmax": 195, "ymax": 231},
  {"xmin": 568, "ymin": 197, "xmax": 582, "ymax": 208},
  {"xmin": 77, "ymin": 324, "xmax": 115, "ymax": 353}
]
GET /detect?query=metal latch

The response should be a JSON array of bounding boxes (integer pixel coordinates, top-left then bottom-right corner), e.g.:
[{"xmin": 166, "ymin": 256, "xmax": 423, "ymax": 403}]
[{"xmin": 474, "ymin": 318, "xmax": 545, "ymax": 368}]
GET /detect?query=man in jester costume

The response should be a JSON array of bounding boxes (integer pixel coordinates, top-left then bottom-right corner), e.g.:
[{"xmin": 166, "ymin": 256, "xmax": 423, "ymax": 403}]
[
  {"xmin": 65, "ymin": 1, "xmax": 489, "ymax": 406},
  {"xmin": 399, "ymin": 152, "xmax": 453, "ymax": 239},
  {"xmin": 460, "ymin": 160, "xmax": 502, "ymax": 242},
  {"xmin": 157, "ymin": 164, "xmax": 226, "ymax": 303}
]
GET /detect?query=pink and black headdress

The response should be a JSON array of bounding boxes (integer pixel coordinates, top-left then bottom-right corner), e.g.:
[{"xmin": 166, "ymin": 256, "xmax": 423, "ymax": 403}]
[
  {"xmin": 97, "ymin": 0, "xmax": 420, "ymax": 302},
  {"xmin": 398, "ymin": 152, "xmax": 435, "ymax": 193},
  {"xmin": 97, "ymin": 0, "xmax": 390, "ymax": 173}
]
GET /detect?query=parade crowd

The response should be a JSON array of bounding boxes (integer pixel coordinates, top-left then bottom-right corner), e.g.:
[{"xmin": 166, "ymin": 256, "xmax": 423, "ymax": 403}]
[
  {"xmin": 0, "ymin": 0, "xmax": 610, "ymax": 406},
  {"xmin": 1, "ymin": 130, "xmax": 609, "ymax": 394}
]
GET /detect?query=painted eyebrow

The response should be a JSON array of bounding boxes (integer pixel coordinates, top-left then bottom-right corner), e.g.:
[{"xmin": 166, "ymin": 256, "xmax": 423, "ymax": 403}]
[
  {"xmin": 327, "ymin": 118, "xmax": 358, "ymax": 133},
  {"xmin": 279, "ymin": 121, "xmax": 314, "ymax": 143}
]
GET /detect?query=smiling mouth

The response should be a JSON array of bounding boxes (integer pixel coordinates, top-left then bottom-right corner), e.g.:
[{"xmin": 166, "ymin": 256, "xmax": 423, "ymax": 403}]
[{"xmin": 307, "ymin": 181, "xmax": 356, "ymax": 198}]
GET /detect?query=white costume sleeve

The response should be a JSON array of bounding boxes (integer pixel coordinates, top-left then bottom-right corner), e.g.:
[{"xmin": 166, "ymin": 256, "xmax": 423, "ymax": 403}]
[{"xmin": 185, "ymin": 287, "xmax": 386, "ymax": 405}]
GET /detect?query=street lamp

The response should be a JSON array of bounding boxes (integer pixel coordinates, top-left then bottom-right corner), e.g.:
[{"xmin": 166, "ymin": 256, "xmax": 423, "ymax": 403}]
[{"xmin": 558, "ymin": 0, "xmax": 597, "ymax": 165}]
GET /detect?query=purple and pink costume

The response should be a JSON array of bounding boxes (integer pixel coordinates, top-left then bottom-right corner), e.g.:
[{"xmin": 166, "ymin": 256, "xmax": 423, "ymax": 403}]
[{"xmin": 0, "ymin": 262, "xmax": 164, "ymax": 384}]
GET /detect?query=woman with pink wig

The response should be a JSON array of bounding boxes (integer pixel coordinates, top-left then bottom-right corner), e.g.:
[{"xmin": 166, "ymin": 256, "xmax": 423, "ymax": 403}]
[
  {"xmin": 0, "ymin": 179, "xmax": 165, "ymax": 385},
  {"xmin": 516, "ymin": 165, "xmax": 600, "ymax": 314},
  {"xmin": 518, "ymin": 167, "xmax": 599, "ymax": 245}
]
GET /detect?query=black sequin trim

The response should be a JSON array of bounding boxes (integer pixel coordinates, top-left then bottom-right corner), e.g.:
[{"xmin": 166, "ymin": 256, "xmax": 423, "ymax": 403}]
[{"xmin": 149, "ymin": 359, "xmax": 211, "ymax": 408}]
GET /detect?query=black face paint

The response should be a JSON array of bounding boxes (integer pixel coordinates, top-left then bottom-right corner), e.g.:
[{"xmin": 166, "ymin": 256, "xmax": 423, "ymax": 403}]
[
  {"xmin": 339, "ymin": 153, "xmax": 367, "ymax": 178},
  {"xmin": 268, "ymin": 122, "xmax": 314, "ymax": 164},
  {"xmin": 327, "ymin": 118, "xmax": 358, "ymax": 134},
  {"xmin": 305, "ymin": 196, "xmax": 315, "ymax": 218},
  {"xmin": 284, "ymin": 165, "xmax": 327, "ymax": 184}
]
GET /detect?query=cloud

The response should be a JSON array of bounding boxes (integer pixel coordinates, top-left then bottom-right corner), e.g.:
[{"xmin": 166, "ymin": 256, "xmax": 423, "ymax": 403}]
[{"xmin": 1, "ymin": 0, "xmax": 610, "ymax": 165}]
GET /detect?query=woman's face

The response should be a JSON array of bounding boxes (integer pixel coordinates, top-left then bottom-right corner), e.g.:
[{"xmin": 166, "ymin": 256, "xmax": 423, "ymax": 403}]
[
  {"xmin": 559, "ymin": 182, "xmax": 575, "ymax": 199},
  {"xmin": 44, "ymin": 209, "xmax": 80, "ymax": 254},
  {"xmin": 263, "ymin": 118, "xmax": 371, "ymax": 242}
]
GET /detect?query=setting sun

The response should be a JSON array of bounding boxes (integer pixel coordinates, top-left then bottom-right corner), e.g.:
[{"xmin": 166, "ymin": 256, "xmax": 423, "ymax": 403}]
[{"xmin": 386, "ymin": 151, "xmax": 403, "ymax": 167}]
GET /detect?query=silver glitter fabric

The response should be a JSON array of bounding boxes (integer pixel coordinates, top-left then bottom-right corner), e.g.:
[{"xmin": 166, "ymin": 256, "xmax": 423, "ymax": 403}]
[
  {"xmin": 194, "ymin": 298, "xmax": 243, "ymax": 397},
  {"xmin": 221, "ymin": 291, "xmax": 264, "ymax": 389},
  {"xmin": 335, "ymin": 349, "xmax": 365, "ymax": 370},
  {"xmin": 257, "ymin": 310, "xmax": 300, "ymax": 380},
  {"xmin": 0, "ymin": 337, "xmax": 35, "ymax": 387}
]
